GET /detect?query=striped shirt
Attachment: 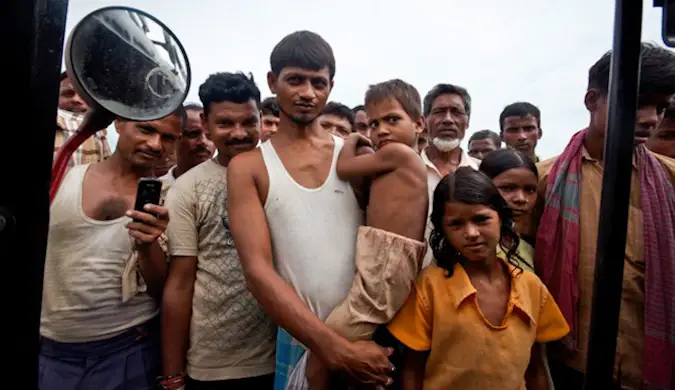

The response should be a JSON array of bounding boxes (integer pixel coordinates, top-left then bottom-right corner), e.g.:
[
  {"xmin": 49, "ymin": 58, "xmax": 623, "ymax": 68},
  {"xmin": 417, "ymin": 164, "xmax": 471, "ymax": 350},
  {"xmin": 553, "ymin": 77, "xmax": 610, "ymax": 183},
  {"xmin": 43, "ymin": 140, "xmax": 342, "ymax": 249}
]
[{"xmin": 54, "ymin": 109, "xmax": 111, "ymax": 167}]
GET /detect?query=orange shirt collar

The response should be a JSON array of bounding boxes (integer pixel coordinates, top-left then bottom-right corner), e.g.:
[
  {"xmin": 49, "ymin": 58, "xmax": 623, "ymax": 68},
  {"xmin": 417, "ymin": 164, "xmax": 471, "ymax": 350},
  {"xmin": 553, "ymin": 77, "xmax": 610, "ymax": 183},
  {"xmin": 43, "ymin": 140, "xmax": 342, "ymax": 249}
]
[{"xmin": 446, "ymin": 258, "xmax": 537, "ymax": 325}]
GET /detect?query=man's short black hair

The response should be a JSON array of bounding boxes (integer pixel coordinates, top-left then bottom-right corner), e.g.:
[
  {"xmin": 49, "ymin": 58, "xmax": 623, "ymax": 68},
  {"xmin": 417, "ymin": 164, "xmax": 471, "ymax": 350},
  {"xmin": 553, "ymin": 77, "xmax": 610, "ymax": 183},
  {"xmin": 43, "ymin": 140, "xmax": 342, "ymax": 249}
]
[
  {"xmin": 166, "ymin": 105, "xmax": 187, "ymax": 130},
  {"xmin": 260, "ymin": 97, "xmax": 280, "ymax": 117},
  {"xmin": 423, "ymin": 84, "xmax": 471, "ymax": 117},
  {"xmin": 323, "ymin": 102, "xmax": 355, "ymax": 130},
  {"xmin": 270, "ymin": 31, "xmax": 336, "ymax": 80},
  {"xmin": 499, "ymin": 102, "xmax": 541, "ymax": 132},
  {"xmin": 198, "ymin": 72, "xmax": 261, "ymax": 117},
  {"xmin": 183, "ymin": 102, "xmax": 203, "ymax": 112},
  {"xmin": 588, "ymin": 42, "xmax": 675, "ymax": 106},
  {"xmin": 468, "ymin": 129, "xmax": 501, "ymax": 148}
]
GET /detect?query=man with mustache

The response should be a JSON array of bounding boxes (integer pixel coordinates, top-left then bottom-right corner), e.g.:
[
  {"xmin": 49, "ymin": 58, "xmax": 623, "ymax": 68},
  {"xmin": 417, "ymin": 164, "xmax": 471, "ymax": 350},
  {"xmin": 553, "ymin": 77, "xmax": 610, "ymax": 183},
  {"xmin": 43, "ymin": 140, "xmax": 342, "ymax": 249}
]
[
  {"xmin": 226, "ymin": 31, "xmax": 395, "ymax": 389},
  {"xmin": 39, "ymin": 108, "xmax": 185, "ymax": 390},
  {"xmin": 499, "ymin": 102, "xmax": 543, "ymax": 162},
  {"xmin": 160, "ymin": 103, "xmax": 216, "ymax": 185},
  {"xmin": 160, "ymin": 73, "xmax": 276, "ymax": 390},
  {"xmin": 420, "ymin": 84, "xmax": 480, "ymax": 267}
]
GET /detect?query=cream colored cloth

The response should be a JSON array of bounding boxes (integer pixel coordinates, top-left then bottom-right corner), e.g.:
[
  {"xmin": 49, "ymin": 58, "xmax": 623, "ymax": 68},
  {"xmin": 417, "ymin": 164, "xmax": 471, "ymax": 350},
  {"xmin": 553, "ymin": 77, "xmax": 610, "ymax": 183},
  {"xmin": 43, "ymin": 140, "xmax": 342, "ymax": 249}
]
[
  {"xmin": 121, "ymin": 233, "xmax": 169, "ymax": 303},
  {"xmin": 325, "ymin": 225, "xmax": 426, "ymax": 340}
]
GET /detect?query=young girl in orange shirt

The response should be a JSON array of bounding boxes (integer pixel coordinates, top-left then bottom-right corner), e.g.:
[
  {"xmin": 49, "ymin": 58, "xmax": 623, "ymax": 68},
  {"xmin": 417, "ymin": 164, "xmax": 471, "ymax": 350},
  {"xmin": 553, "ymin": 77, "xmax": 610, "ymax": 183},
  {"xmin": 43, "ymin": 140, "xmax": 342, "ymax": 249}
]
[{"xmin": 388, "ymin": 167, "xmax": 569, "ymax": 390}]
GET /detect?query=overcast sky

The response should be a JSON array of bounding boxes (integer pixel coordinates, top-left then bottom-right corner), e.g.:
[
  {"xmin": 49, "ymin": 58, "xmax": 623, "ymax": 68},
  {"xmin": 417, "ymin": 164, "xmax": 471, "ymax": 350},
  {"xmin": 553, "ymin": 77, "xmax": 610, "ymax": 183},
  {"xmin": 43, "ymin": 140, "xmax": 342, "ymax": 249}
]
[{"xmin": 65, "ymin": 0, "xmax": 668, "ymax": 158}]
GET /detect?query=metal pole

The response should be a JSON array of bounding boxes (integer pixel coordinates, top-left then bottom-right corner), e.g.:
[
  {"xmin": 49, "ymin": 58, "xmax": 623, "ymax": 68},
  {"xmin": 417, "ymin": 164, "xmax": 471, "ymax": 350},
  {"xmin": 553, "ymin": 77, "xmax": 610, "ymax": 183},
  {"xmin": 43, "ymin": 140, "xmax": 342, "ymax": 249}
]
[
  {"xmin": 583, "ymin": 0, "xmax": 643, "ymax": 388},
  {"xmin": 1, "ymin": 0, "xmax": 69, "ymax": 387}
]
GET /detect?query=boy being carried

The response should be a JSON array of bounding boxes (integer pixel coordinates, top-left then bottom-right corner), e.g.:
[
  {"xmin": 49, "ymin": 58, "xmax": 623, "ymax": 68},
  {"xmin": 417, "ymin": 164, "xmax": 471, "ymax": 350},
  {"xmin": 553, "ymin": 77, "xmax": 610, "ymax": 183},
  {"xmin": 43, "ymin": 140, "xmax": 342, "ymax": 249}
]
[{"xmin": 302, "ymin": 79, "xmax": 429, "ymax": 389}]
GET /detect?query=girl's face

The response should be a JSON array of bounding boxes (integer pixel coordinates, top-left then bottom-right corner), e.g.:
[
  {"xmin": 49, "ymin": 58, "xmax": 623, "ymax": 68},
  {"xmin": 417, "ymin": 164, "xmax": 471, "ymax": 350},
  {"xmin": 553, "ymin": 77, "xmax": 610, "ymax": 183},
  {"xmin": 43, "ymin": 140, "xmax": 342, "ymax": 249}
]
[
  {"xmin": 442, "ymin": 201, "xmax": 501, "ymax": 262},
  {"xmin": 491, "ymin": 167, "xmax": 538, "ymax": 219}
]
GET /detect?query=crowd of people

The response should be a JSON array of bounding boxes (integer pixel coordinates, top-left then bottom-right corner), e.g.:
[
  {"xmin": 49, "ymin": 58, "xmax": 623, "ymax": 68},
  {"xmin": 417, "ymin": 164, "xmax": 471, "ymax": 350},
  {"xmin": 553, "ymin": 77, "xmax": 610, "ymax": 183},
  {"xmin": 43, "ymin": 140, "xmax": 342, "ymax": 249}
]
[{"xmin": 40, "ymin": 30, "xmax": 675, "ymax": 390}]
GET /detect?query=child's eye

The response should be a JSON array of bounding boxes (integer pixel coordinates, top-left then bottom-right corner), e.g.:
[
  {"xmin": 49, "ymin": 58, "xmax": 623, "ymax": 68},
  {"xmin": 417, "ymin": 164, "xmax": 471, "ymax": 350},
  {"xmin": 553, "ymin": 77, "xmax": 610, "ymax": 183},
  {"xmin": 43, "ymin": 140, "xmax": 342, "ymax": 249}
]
[
  {"xmin": 447, "ymin": 220, "xmax": 463, "ymax": 228},
  {"xmin": 473, "ymin": 215, "xmax": 491, "ymax": 224},
  {"xmin": 498, "ymin": 184, "xmax": 518, "ymax": 192}
]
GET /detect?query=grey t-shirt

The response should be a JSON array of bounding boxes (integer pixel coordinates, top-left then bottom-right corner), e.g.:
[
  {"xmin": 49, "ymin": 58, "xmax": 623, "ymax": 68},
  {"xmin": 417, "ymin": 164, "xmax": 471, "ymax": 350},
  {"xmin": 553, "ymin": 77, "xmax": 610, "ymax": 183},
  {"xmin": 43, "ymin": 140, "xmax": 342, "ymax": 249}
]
[{"xmin": 165, "ymin": 159, "xmax": 276, "ymax": 381}]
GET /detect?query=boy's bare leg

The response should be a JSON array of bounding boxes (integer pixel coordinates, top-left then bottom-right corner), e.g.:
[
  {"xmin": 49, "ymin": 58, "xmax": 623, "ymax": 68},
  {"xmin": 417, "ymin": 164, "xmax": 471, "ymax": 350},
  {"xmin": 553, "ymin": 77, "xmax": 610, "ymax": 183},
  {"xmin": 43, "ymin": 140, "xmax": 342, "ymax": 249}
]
[{"xmin": 307, "ymin": 352, "xmax": 331, "ymax": 390}]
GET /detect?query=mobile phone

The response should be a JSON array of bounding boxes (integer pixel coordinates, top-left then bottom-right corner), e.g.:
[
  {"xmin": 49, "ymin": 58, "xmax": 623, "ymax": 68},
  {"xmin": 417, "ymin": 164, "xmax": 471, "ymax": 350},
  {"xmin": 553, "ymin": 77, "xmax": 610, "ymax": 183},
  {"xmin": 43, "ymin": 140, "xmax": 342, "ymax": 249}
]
[{"xmin": 134, "ymin": 178, "xmax": 162, "ymax": 215}]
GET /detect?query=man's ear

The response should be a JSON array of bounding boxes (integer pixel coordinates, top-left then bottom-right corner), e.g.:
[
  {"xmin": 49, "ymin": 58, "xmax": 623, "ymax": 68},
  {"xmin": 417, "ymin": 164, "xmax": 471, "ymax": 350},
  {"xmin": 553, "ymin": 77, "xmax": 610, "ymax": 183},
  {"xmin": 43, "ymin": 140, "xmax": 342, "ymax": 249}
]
[
  {"xmin": 585, "ymin": 89, "xmax": 600, "ymax": 112},
  {"xmin": 267, "ymin": 72, "xmax": 277, "ymax": 94},
  {"xmin": 114, "ymin": 119, "xmax": 124, "ymax": 134}
]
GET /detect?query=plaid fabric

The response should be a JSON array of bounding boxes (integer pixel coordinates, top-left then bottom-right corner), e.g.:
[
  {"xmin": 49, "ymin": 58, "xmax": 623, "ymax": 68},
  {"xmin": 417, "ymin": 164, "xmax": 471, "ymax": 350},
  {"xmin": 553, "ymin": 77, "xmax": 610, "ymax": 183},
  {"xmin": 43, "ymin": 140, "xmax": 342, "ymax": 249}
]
[
  {"xmin": 636, "ymin": 146, "xmax": 675, "ymax": 390},
  {"xmin": 274, "ymin": 328, "xmax": 306, "ymax": 390},
  {"xmin": 54, "ymin": 109, "xmax": 111, "ymax": 167},
  {"xmin": 537, "ymin": 129, "xmax": 675, "ymax": 389},
  {"xmin": 535, "ymin": 129, "xmax": 585, "ymax": 352}
]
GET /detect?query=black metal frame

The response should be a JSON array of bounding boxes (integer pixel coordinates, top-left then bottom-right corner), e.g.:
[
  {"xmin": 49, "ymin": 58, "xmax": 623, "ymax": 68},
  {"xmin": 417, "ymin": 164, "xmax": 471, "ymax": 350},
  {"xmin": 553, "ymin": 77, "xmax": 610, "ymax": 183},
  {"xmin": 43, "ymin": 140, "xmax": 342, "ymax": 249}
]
[
  {"xmin": 583, "ymin": 0, "xmax": 643, "ymax": 387},
  {"xmin": 1, "ymin": 0, "xmax": 669, "ymax": 388},
  {"xmin": 2, "ymin": 0, "xmax": 69, "ymax": 386}
]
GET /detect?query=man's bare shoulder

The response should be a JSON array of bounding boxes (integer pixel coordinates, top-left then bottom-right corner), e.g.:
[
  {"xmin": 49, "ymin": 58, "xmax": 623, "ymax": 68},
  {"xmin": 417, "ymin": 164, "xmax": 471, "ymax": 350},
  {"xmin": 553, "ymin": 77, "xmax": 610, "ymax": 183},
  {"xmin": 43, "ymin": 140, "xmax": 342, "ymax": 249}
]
[{"xmin": 228, "ymin": 148, "xmax": 264, "ymax": 176}]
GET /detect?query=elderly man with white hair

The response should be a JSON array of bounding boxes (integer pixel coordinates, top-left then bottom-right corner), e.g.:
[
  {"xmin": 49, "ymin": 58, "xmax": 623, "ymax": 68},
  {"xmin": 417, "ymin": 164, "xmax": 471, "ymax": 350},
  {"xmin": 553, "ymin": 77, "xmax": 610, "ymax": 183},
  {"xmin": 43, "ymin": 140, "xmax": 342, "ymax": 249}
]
[{"xmin": 419, "ymin": 83, "xmax": 480, "ymax": 266}]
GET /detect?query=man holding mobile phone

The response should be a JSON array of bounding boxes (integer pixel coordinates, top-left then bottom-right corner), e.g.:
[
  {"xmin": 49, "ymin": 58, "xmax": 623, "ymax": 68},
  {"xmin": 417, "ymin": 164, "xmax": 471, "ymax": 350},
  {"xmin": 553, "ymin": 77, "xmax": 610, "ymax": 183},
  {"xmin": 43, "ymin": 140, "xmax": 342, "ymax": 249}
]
[{"xmin": 39, "ymin": 107, "xmax": 186, "ymax": 390}]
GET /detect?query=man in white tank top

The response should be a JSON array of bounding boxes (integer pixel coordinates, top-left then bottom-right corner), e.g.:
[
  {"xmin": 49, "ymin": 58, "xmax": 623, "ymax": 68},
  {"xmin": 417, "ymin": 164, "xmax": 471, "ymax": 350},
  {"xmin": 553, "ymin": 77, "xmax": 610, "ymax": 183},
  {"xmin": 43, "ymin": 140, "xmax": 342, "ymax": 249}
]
[
  {"xmin": 39, "ymin": 108, "xmax": 185, "ymax": 390},
  {"xmin": 160, "ymin": 73, "xmax": 277, "ymax": 390},
  {"xmin": 227, "ymin": 31, "xmax": 394, "ymax": 390}
]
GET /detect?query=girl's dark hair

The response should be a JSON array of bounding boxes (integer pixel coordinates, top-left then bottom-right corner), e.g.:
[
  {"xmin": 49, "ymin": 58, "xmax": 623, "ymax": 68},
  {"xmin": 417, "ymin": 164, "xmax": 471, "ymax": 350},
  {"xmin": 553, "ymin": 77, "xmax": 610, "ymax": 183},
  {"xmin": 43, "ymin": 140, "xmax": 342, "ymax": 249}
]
[
  {"xmin": 479, "ymin": 149, "xmax": 538, "ymax": 179},
  {"xmin": 429, "ymin": 167, "xmax": 522, "ymax": 277}
]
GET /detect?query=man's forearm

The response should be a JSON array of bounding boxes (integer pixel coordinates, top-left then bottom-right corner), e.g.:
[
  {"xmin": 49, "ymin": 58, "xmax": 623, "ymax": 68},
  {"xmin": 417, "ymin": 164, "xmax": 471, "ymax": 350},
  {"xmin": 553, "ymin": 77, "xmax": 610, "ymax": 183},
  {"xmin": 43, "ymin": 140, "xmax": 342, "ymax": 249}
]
[
  {"xmin": 161, "ymin": 285, "xmax": 193, "ymax": 377},
  {"xmin": 137, "ymin": 242, "xmax": 168, "ymax": 299},
  {"xmin": 244, "ymin": 262, "xmax": 346, "ymax": 363}
]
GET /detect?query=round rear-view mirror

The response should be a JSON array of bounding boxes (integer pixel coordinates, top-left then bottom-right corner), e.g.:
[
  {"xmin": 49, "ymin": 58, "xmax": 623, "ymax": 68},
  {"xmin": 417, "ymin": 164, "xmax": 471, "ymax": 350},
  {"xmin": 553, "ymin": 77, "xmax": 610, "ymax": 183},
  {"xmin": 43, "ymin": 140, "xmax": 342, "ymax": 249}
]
[
  {"xmin": 65, "ymin": 6, "xmax": 191, "ymax": 121},
  {"xmin": 51, "ymin": 6, "xmax": 191, "ymax": 203}
]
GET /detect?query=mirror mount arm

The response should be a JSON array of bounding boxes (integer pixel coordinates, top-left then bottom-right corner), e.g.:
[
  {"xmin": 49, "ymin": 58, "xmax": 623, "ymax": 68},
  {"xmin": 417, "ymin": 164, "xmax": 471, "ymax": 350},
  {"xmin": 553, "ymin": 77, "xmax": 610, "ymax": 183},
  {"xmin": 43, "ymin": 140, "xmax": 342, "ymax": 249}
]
[
  {"xmin": 50, "ymin": 109, "xmax": 116, "ymax": 203},
  {"xmin": 656, "ymin": 0, "xmax": 675, "ymax": 47}
]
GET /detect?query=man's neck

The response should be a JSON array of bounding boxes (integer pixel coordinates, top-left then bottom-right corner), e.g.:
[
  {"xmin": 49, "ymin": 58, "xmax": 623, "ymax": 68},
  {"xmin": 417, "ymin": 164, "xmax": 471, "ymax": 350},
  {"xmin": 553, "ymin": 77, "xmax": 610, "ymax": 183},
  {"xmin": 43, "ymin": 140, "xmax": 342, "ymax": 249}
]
[
  {"xmin": 425, "ymin": 145, "xmax": 463, "ymax": 165},
  {"xmin": 216, "ymin": 153, "xmax": 231, "ymax": 168},
  {"xmin": 101, "ymin": 152, "xmax": 152, "ymax": 183},
  {"xmin": 583, "ymin": 128, "xmax": 605, "ymax": 161},
  {"xmin": 525, "ymin": 150, "xmax": 538, "ymax": 162},
  {"xmin": 173, "ymin": 164, "xmax": 187, "ymax": 179},
  {"xmin": 277, "ymin": 115, "xmax": 325, "ymax": 141}
]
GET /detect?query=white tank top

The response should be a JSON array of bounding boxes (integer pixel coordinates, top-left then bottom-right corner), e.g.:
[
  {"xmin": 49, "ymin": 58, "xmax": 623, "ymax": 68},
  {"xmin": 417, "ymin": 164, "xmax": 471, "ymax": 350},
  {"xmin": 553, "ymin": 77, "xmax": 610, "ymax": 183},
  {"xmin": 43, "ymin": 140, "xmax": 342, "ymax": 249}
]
[
  {"xmin": 260, "ymin": 136, "xmax": 363, "ymax": 320},
  {"xmin": 40, "ymin": 164, "xmax": 158, "ymax": 343}
]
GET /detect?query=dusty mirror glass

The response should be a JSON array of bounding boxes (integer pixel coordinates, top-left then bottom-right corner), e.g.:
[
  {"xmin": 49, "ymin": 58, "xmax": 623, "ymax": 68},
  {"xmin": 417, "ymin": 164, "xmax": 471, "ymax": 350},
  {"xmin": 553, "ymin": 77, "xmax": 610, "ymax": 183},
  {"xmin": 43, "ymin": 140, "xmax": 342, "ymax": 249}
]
[{"xmin": 67, "ymin": 7, "xmax": 190, "ymax": 120}]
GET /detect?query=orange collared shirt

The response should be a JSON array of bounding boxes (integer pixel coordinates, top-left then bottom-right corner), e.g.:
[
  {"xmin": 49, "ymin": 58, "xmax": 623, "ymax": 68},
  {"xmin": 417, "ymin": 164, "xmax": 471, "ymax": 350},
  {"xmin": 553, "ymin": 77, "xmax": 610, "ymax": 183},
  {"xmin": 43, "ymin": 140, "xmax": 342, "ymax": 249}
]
[{"xmin": 388, "ymin": 260, "xmax": 570, "ymax": 390}]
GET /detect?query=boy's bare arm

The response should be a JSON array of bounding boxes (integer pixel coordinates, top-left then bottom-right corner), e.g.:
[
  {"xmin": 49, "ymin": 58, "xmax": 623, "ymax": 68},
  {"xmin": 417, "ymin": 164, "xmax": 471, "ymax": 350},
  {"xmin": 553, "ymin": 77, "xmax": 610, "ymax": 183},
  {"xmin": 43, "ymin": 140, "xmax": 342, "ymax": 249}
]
[{"xmin": 337, "ymin": 133, "xmax": 410, "ymax": 180}]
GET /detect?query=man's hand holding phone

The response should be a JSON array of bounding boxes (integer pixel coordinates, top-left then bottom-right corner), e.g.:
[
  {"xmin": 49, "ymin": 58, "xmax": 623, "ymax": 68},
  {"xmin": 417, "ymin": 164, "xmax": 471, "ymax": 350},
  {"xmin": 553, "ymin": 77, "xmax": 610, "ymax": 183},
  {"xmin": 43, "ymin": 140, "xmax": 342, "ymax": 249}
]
[
  {"xmin": 126, "ymin": 178, "xmax": 169, "ymax": 246},
  {"xmin": 125, "ymin": 203, "xmax": 169, "ymax": 246}
]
